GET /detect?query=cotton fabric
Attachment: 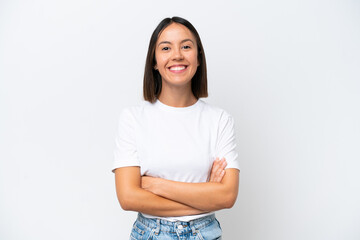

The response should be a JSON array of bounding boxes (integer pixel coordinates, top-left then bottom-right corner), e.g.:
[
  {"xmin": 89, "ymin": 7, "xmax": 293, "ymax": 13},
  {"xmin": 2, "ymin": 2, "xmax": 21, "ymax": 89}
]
[{"xmin": 113, "ymin": 98, "xmax": 239, "ymax": 221}]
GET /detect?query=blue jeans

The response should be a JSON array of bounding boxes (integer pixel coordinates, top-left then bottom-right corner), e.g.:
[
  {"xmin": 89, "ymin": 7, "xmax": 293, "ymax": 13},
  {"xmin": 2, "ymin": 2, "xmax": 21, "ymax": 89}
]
[{"xmin": 130, "ymin": 213, "xmax": 222, "ymax": 240}]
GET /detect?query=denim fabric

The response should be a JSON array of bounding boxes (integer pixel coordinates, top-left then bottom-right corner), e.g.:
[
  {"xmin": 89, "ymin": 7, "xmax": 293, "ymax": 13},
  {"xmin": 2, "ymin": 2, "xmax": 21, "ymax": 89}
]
[{"xmin": 129, "ymin": 213, "xmax": 222, "ymax": 240}]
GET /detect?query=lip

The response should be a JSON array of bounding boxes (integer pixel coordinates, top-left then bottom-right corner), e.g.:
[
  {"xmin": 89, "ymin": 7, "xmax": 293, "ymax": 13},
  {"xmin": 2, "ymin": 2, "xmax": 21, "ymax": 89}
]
[{"xmin": 168, "ymin": 64, "xmax": 188, "ymax": 73}]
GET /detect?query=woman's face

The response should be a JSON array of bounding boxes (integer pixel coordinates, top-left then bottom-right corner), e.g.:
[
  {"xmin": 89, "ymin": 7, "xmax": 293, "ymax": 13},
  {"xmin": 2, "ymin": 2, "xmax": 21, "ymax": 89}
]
[{"xmin": 154, "ymin": 23, "xmax": 199, "ymax": 89}]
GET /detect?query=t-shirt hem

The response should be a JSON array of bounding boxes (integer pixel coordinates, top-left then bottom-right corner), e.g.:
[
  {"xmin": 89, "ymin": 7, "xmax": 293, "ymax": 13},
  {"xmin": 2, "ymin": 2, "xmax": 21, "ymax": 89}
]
[
  {"xmin": 112, "ymin": 163, "xmax": 140, "ymax": 173},
  {"xmin": 141, "ymin": 211, "xmax": 215, "ymax": 222},
  {"xmin": 225, "ymin": 164, "xmax": 241, "ymax": 171}
]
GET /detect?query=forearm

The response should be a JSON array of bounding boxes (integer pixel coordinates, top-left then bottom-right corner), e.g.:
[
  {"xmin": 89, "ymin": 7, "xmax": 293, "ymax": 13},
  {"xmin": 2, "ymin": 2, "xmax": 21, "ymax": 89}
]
[
  {"xmin": 152, "ymin": 181, "xmax": 231, "ymax": 211},
  {"xmin": 145, "ymin": 169, "xmax": 239, "ymax": 212},
  {"xmin": 114, "ymin": 167, "xmax": 207, "ymax": 217},
  {"xmin": 120, "ymin": 187, "xmax": 207, "ymax": 217}
]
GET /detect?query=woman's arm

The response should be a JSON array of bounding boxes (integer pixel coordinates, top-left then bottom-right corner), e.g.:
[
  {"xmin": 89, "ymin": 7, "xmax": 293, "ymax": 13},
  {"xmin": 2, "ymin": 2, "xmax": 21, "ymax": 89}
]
[
  {"xmin": 115, "ymin": 166, "xmax": 208, "ymax": 217},
  {"xmin": 141, "ymin": 159, "xmax": 239, "ymax": 212}
]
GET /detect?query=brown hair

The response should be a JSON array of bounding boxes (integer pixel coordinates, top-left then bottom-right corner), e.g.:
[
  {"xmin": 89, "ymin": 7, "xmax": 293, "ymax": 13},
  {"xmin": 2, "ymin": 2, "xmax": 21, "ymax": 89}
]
[{"xmin": 143, "ymin": 16, "xmax": 208, "ymax": 103}]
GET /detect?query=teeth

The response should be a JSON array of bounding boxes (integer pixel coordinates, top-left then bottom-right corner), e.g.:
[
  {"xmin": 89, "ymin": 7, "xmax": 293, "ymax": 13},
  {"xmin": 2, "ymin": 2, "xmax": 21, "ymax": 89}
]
[{"xmin": 170, "ymin": 66, "xmax": 186, "ymax": 71}]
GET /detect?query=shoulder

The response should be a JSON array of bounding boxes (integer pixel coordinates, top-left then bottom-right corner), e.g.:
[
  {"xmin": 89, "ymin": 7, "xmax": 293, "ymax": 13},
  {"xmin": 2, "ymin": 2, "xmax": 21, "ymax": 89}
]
[
  {"xmin": 115, "ymin": 101, "xmax": 149, "ymax": 127},
  {"xmin": 118, "ymin": 100, "xmax": 151, "ymax": 119},
  {"xmin": 199, "ymin": 99, "xmax": 234, "ymax": 121}
]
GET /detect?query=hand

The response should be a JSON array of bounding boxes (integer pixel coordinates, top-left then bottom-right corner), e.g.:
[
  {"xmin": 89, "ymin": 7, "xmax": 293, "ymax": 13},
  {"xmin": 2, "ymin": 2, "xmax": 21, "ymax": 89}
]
[{"xmin": 209, "ymin": 157, "xmax": 227, "ymax": 183}]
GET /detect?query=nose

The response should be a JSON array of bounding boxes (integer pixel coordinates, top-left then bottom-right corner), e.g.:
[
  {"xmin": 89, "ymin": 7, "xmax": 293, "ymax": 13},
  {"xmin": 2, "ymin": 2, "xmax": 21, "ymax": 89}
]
[{"xmin": 172, "ymin": 47, "xmax": 184, "ymax": 60}]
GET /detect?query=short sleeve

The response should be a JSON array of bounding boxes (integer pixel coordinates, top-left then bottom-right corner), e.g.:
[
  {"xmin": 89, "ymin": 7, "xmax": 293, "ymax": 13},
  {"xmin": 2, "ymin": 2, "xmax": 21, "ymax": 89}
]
[
  {"xmin": 112, "ymin": 108, "xmax": 140, "ymax": 173},
  {"xmin": 215, "ymin": 112, "xmax": 240, "ymax": 170}
]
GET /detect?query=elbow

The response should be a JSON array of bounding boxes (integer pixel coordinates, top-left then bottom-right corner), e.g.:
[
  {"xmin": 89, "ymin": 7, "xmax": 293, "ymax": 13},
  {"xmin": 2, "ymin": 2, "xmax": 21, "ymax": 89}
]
[
  {"xmin": 117, "ymin": 195, "xmax": 136, "ymax": 211},
  {"xmin": 116, "ymin": 186, "xmax": 143, "ymax": 211},
  {"xmin": 209, "ymin": 188, "xmax": 238, "ymax": 211},
  {"xmin": 221, "ymin": 192, "xmax": 238, "ymax": 209},
  {"xmin": 209, "ymin": 193, "xmax": 237, "ymax": 211},
  {"xmin": 223, "ymin": 197, "xmax": 236, "ymax": 209},
  {"xmin": 119, "ymin": 199, "xmax": 131, "ymax": 211}
]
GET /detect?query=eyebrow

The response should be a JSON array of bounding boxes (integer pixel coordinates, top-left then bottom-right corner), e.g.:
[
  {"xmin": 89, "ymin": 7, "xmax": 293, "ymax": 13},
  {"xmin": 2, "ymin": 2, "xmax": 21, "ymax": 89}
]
[{"xmin": 157, "ymin": 39, "xmax": 194, "ymax": 47}]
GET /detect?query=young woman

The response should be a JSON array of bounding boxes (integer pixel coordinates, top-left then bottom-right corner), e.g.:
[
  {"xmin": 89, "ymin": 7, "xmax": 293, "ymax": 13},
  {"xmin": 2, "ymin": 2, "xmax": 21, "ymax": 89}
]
[{"xmin": 113, "ymin": 16, "xmax": 240, "ymax": 240}]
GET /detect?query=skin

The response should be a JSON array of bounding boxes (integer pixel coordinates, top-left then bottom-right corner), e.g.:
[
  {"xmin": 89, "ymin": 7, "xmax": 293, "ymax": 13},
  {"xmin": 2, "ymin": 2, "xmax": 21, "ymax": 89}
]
[
  {"xmin": 209, "ymin": 157, "xmax": 228, "ymax": 182},
  {"xmin": 114, "ymin": 22, "xmax": 240, "ymax": 216},
  {"xmin": 155, "ymin": 22, "xmax": 199, "ymax": 107},
  {"xmin": 115, "ymin": 167, "xmax": 206, "ymax": 217},
  {"xmin": 114, "ymin": 158, "xmax": 228, "ymax": 216},
  {"xmin": 141, "ymin": 159, "xmax": 239, "ymax": 212}
]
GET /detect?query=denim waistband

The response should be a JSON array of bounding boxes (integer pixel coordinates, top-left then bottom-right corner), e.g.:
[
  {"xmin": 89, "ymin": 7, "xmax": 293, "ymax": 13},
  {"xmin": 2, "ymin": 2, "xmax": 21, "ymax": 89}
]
[{"xmin": 136, "ymin": 212, "xmax": 216, "ymax": 234}]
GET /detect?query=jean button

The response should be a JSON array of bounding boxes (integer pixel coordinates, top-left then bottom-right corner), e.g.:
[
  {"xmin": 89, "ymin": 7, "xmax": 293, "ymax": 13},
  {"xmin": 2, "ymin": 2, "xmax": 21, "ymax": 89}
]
[{"xmin": 178, "ymin": 225, "xmax": 183, "ymax": 230}]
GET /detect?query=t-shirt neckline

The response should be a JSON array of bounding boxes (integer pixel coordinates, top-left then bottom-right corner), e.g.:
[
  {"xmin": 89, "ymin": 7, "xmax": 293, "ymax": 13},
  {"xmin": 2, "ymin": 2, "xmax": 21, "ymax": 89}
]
[{"xmin": 154, "ymin": 98, "xmax": 201, "ymax": 112}]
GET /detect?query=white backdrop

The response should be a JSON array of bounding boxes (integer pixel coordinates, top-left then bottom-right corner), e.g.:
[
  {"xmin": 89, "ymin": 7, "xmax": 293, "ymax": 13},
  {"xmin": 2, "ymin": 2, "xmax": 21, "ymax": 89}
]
[{"xmin": 1, "ymin": 0, "xmax": 359, "ymax": 239}]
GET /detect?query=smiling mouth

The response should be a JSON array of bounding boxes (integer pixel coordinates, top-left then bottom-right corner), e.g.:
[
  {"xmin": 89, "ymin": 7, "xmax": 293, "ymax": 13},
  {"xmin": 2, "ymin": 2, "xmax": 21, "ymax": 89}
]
[{"xmin": 168, "ymin": 65, "xmax": 188, "ymax": 72}]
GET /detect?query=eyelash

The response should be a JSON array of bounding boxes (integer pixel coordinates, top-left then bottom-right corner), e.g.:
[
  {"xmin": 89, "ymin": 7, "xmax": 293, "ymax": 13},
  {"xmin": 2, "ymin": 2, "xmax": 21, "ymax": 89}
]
[{"xmin": 161, "ymin": 46, "xmax": 191, "ymax": 51}]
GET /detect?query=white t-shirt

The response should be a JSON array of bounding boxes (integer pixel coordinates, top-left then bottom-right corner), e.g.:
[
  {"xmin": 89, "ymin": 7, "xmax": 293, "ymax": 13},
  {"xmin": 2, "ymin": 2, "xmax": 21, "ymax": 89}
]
[{"xmin": 112, "ymin": 98, "xmax": 240, "ymax": 221}]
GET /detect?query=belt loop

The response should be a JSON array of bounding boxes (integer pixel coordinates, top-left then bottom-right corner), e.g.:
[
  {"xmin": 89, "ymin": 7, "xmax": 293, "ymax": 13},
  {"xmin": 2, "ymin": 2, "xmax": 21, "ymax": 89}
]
[
  {"xmin": 189, "ymin": 219, "xmax": 197, "ymax": 235},
  {"xmin": 154, "ymin": 218, "xmax": 161, "ymax": 235}
]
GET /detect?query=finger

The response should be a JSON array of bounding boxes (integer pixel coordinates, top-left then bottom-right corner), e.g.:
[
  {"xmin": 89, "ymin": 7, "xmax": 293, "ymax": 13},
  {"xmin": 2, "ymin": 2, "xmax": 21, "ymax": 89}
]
[
  {"xmin": 217, "ymin": 158, "xmax": 226, "ymax": 172},
  {"xmin": 215, "ymin": 161, "xmax": 223, "ymax": 175},
  {"xmin": 210, "ymin": 158, "xmax": 220, "ymax": 181},
  {"xmin": 221, "ymin": 159, "xmax": 228, "ymax": 169},
  {"xmin": 210, "ymin": 157, "xmax": 227, "ymax": 182},
  {"xmin": 216, "ymin": 169, "xmax": 227, "ymax": 182},
  {"xmin": 214, "ymin": 158, "xmax": 224, "ymax": 173},
  {"xmin": 214, "ymin": 170, "xmax": 223, "ymax": 182},
  {"xmin": 218, "ymin": 170, "xmax": 226, "ymax": 182},
  {"xmin": 213, "ymin": 159, "xmax": 225, "ymax": 182},
  {"xmin": 214, "ymin": 159, "xmax": 227, "ymax": 182}
]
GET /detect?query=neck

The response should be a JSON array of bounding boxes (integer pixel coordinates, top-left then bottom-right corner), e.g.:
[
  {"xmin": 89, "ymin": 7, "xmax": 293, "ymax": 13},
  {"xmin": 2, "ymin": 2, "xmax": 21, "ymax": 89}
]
[{"xmin": 158, "ymin": 83, "xmax": 197, "ymax": 108}]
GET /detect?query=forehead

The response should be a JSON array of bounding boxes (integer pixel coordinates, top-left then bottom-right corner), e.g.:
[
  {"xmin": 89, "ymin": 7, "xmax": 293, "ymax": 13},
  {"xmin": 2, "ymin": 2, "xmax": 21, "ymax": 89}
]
[{"xmin": 157, "ymin": 23, "xmax": 196, "ymax": 43}]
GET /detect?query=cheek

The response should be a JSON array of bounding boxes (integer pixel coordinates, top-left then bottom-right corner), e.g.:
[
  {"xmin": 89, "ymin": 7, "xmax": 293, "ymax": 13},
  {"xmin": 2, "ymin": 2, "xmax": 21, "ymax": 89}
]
[
  {"xmin": 155, "ymin": 56, "xmax": 167, "ymax": 68},
  {"xmin": 191, "ymin": 53, "xmax": 199, "ymax": 67},
  {"xmin": 196, "ymin": 56, "xmax": 200, "ymax": 66},
  {"xmin": 155, "ymin": 50, "xmax": 167, "ymax": 62}
]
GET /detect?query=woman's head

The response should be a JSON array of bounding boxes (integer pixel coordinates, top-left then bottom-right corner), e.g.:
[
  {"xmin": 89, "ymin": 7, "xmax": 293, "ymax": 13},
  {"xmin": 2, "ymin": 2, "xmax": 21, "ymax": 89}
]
[{"xmin": 143, "ymin": 17, "xmax": 208, "ymax": 103}]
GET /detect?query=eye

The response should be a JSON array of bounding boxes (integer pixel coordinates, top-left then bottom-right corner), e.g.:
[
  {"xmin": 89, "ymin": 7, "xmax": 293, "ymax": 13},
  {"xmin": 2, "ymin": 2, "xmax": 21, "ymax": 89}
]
[
  {"xmin": 182, "ymin": 45, "xmax": 191, "ymax": 49},
  {"xmin": 162, "ymin": 46, "xmax": 170, "ymax": 51}
]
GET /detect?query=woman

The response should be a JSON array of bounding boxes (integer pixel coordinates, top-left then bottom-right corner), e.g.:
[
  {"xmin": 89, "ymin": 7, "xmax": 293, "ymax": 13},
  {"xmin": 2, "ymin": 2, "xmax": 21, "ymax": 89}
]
[{"xmin": 113, "ymin": 16, "xmax": 240, "ymax": 239}]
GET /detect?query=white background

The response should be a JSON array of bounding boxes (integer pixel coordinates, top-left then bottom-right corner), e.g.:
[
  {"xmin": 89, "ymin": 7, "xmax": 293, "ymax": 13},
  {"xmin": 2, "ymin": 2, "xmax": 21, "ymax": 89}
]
[{"xmin": 1, "ymin": 0, "xmax": 359, "ymax": 239}]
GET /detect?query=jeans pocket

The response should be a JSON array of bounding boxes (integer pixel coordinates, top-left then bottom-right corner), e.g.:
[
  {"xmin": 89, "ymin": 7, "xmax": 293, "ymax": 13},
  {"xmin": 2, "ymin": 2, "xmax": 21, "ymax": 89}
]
[
  {"xmin": 129, "ymin": 221, "xmax": 149, "ymax": 240},
  {"xmin": 215, "ymin": 218, "xmax": 222, "ymax": 231},
  {"xmin": 196, "ymin": 219, "xmax": 222, "ymax": 240},
  {"xmin": 197, "ymin": 232, "xmax": 222, "ymax": 240}
]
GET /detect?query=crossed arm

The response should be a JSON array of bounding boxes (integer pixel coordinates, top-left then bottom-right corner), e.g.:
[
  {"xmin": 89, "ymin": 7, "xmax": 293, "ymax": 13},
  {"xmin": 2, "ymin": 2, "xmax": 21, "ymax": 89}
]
[{"xmin": 114, "ymin": 158, "xmax": 239, "ymax": 217}]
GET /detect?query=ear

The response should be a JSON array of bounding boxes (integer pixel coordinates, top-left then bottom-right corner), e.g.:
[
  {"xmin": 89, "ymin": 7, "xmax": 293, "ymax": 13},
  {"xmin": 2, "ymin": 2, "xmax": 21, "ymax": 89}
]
[{"xmin": 154, "ymin": 65, "xmax": 158, "ymax": 70}]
